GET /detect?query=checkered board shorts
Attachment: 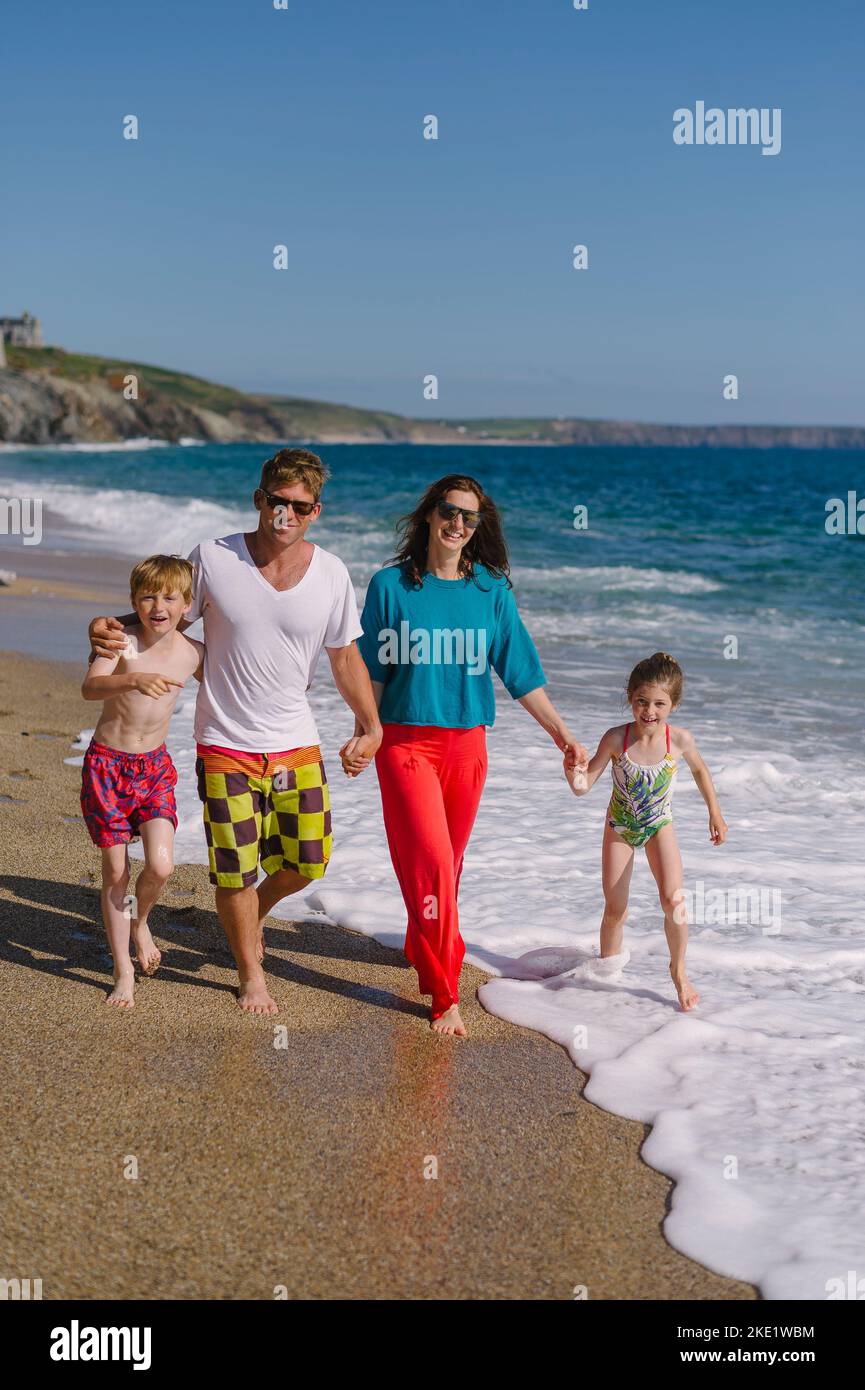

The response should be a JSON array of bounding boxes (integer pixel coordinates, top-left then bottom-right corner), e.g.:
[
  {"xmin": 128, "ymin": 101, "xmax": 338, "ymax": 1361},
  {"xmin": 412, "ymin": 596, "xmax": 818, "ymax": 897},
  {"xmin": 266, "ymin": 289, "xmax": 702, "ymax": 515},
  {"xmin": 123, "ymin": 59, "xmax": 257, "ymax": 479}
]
[{"xmin": 196, "ymin": 743, "xmax": 332, "ymax": 889}]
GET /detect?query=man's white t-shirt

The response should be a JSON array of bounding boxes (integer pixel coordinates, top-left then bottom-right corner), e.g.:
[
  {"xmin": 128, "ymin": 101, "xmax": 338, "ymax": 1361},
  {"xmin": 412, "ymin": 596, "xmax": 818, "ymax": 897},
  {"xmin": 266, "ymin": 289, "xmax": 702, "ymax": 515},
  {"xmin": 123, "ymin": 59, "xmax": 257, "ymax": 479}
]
[{"xmin": 186, "ymin": 534, "xmax": 363, "ymax": 752}]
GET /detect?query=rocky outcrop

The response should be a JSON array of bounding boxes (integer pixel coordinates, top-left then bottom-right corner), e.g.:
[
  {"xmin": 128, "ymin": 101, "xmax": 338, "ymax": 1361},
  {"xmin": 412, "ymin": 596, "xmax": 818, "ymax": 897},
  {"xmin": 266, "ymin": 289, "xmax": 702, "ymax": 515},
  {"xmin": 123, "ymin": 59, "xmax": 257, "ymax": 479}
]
[
  {"xmin": 1, "ymin": 360, "xmax": 863, "ymax": 449},
  {"xmin": 0, "ymin": 369, "xmax": 252, "ymax": 445},
  {"xmin": 0, "ymin": 367, "xmax": 460, "ymax": 445}
]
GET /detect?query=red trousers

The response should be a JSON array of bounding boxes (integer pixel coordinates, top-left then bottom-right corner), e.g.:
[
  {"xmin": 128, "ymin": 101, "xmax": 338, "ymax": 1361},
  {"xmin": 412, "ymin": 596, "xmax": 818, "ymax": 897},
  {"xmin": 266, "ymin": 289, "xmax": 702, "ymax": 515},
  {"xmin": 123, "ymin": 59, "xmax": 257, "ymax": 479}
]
[{"xmin": 375, "ymin": 724, "xmax": 487, "ymax": 1018}]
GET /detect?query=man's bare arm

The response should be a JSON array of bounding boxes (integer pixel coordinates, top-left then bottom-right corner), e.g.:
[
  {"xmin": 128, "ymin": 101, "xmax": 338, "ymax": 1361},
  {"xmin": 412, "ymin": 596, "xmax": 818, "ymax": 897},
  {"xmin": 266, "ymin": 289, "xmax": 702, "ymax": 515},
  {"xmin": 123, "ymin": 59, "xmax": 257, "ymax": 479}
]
[
  {"xmin": 81, "ymin": 651, "xmax": 183, "ymax": 701},
  {"xmin": 326, "ymin": 643, "xmax": 383, "ymax": 777},
  {"xmin": 88, "ymin": 613, "xmax": 192, "ymax": 659}
]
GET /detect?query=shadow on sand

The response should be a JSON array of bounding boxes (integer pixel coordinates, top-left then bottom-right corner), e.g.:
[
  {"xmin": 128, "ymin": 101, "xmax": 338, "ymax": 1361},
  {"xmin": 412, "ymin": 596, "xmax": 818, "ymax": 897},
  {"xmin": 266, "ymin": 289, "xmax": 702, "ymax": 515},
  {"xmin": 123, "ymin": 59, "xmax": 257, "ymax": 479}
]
[{"xmin": 0, "ymin": 873, "xmax": 427, "ymax": 1020}]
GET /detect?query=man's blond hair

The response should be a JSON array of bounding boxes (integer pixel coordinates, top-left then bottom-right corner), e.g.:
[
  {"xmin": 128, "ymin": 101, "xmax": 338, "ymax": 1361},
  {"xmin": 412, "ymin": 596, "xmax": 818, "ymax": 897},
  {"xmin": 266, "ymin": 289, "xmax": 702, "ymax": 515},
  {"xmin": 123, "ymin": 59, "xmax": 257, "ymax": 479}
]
[
  {"xmin": 259, "ymin": 448, "xmax": 330, "ymax": 502},
  {"xmin": 130, "ymin": 554, "xmax": 194, "ymax": 603}
]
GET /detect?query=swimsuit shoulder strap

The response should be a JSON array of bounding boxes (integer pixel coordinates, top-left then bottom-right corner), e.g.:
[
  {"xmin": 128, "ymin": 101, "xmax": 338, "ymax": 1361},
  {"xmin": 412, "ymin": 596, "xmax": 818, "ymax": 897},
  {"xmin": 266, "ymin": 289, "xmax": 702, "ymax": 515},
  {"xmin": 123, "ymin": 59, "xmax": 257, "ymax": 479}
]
[{"xmin": 623, "ymin": 722, "xmax": 630, "ymax": 753}]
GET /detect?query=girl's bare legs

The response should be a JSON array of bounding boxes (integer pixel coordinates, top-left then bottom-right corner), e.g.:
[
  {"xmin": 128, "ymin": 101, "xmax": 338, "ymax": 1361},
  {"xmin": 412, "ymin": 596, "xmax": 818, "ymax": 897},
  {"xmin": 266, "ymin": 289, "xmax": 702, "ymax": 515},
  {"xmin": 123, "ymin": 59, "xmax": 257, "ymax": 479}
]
[
  {"xmin": 100, "ymin": 842, "xmax": 135, "ymax": 1007},
  {"xmin": 600, "ymin": 823, "xmax": 635, "ymax": 956},
  {"xmin": 645, "ymin": 824, "xmax": 699, "ymax": 1010},
  {"xmin": 132, "ymin": 818, "xmax": 174, "ymax": 974}
]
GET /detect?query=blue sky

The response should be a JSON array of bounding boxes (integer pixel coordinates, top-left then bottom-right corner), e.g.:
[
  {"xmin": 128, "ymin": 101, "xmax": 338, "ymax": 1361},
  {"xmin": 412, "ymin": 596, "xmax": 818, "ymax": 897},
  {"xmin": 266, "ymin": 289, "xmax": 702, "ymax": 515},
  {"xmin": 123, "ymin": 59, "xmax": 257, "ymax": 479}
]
[{"xmin": 3, "ymin": 0, "xmax": 863, "ymax": 423}]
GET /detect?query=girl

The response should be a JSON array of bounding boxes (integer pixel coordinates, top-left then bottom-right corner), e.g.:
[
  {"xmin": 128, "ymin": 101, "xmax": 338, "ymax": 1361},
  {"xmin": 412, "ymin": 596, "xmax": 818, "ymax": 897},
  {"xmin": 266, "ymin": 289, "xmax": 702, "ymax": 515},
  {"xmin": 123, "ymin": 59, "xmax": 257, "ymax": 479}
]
[{"xmin": 564, "ymin": 652, "xmax": 727, "ymax": 1011}]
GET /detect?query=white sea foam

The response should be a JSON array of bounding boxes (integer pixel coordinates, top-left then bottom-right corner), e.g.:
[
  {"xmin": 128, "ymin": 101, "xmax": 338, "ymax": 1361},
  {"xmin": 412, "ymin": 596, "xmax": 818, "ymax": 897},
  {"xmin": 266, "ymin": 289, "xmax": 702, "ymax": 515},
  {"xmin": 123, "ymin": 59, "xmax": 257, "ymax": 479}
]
[
  {"xmin": 80, "ymin": 651, "xmax": 865, "ymax": 1303},
  {"xmin": 0, "ymin": 468, "xmax": 402, "ymax": 575},
  {"xmin": 511, "ymin": 564, "xmax": 724, "ymax": 594},
  {"xmin": 0, "ymin": 475, "xmax": 246, "ymax": 558},
  {"xmin": 3, "ymin": 437, "xmax": 172, "ymax": 453}
]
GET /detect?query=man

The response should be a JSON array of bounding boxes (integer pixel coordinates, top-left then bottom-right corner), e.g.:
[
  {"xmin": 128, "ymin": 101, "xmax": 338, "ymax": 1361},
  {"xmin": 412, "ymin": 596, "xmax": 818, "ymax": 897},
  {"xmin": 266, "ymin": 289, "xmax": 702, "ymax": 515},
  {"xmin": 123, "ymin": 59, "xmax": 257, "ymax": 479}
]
[{"xmin": 89, "ymin": 448, "xmax": 382, "ymax": 1015}]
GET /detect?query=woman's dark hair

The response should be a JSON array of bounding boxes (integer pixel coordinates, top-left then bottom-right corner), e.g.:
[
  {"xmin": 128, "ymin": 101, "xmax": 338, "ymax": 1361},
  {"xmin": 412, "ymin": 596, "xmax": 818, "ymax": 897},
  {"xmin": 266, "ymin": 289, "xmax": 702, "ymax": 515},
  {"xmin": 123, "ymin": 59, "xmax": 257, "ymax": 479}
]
[{"xmin": 390, "ymin": 474, "xmax": 511, "ymax": 589}]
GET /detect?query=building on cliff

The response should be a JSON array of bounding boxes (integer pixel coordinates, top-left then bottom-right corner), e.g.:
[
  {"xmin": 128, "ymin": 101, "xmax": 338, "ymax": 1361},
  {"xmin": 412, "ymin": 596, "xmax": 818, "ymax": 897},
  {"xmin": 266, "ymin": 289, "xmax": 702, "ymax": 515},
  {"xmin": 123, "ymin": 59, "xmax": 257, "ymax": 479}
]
[{"xmin": 1, "ymin": 311, "xmax": 44, "ymax": 354}]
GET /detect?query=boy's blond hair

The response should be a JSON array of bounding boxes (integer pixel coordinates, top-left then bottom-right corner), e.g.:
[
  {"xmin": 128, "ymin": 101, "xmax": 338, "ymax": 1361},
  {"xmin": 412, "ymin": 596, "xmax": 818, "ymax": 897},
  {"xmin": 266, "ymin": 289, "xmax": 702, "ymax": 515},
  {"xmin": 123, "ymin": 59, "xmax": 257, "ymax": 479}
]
[
  {"xmin": 130, "ymin": 554, "xmax": 194, "ymax": 604},
  {"xmin": 259, "ymin": 447, "xmax": 330, "ymax": 502}
]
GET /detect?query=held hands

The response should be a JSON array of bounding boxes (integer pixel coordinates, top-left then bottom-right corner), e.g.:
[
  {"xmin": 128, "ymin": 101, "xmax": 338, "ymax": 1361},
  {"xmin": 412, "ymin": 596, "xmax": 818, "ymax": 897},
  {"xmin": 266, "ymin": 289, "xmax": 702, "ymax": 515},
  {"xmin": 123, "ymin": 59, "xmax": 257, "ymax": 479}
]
[
  {"xmin": 339, "ymin": 729, "xmax": 383, "ymax": 778},
  {"xmin": 709, "ymin": 810, "xmax": 728, "ymax": 845},
  {"xmin": 133, "ymin": 673, "xmax": 184, "ymax": 699},
  {"xmin": 564, "ymin": 754, "xmax": 589, "ymax": 794},
  {"xmin": 557, "ymin": 727, "xmax": 590, "ymax": 795},
  {"xmin": 555, "ymin": 728, "xmax": 589, "ymax": 771}
]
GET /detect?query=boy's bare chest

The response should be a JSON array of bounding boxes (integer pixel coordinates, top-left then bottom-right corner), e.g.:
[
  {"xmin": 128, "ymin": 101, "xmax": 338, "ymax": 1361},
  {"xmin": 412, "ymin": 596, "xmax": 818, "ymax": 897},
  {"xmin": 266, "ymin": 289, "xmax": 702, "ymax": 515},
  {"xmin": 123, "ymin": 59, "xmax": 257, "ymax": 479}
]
[{"xmin": 123, "ymin": 637, "xmax": 192, "ymax": 679}]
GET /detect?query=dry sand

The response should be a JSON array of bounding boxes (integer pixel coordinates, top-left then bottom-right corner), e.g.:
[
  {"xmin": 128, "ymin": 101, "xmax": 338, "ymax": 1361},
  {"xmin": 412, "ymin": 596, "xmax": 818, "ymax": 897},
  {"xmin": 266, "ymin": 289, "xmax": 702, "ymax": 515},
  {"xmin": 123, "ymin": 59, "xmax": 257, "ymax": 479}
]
[{"xmin": 0, "ymin": 650, "xmax": 756, "ymax": 1300}]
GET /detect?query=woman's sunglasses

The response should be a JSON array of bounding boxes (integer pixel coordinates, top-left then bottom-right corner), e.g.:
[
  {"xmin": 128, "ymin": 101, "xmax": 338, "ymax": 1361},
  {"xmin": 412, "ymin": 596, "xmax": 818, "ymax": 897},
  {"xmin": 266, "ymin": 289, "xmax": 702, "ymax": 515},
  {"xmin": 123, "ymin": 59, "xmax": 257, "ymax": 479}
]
[
  {"xmin": 259, "ymin": 489, "xmax": 319, "ymax": 518},
  {"xmin": 437, "ymin": 500, "xmax": 483, "ymax": 529}
]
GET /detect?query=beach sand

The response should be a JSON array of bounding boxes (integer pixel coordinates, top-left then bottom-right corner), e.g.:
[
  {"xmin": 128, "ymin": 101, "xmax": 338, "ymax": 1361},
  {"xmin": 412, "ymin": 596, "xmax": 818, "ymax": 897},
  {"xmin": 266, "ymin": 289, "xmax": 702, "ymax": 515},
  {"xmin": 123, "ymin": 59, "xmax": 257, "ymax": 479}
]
[
  {"xmin": 0, "ymin": 649, "xmax": 757, "ymax": 1300},
  {"xmin": 0, "ymin": 537, "xmax": 132, "ymax": 661}
]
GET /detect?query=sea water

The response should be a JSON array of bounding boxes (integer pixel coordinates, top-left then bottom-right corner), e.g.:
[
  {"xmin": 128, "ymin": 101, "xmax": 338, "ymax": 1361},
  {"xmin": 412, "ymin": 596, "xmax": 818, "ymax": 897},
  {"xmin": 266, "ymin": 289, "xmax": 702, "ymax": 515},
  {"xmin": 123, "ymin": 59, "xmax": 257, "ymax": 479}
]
[{"xmin": 6, "ymin": 439, "xmax": 864, "ymax": 1299}]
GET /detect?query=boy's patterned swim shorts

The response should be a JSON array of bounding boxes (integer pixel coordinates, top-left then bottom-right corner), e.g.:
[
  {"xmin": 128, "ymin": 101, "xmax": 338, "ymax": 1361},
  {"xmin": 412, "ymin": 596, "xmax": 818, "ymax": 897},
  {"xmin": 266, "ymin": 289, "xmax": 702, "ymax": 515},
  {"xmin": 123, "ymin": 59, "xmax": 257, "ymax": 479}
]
[
  {"xmin": 195, "ymin": 743, "xmax": 332, "ymax": 889},
  {"xmin": 80, "ymin": 740, "xmax": 178, "ymax": 847}
]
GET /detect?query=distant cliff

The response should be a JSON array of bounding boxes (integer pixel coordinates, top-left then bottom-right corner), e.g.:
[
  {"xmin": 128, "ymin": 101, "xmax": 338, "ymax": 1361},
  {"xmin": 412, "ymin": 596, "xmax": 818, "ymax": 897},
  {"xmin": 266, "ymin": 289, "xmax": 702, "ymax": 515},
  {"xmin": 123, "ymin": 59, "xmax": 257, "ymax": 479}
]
[
  {"xmin": 0, "ymin": 347, "xmax": 453, "ymax": 446},
  {"xmin": 1, "ymin": 347, "xmax": 863, "ymax": 449}
]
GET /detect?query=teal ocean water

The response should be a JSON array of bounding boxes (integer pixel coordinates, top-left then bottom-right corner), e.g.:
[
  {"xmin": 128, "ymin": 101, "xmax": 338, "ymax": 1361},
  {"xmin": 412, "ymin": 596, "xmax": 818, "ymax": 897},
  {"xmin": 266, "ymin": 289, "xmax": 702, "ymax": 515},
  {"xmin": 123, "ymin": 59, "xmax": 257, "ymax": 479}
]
[{"xmin": 2, "ymin": 440, "xmax": 863, "ymax": 745}]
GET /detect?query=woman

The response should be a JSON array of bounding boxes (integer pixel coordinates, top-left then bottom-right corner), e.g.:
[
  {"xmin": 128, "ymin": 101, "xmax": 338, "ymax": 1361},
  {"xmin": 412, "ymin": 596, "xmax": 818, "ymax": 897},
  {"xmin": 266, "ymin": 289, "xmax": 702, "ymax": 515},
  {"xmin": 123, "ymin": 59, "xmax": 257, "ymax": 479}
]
[{"xmin": 344, "ymin": 475, "xmax": 588, "ymax": 1037}]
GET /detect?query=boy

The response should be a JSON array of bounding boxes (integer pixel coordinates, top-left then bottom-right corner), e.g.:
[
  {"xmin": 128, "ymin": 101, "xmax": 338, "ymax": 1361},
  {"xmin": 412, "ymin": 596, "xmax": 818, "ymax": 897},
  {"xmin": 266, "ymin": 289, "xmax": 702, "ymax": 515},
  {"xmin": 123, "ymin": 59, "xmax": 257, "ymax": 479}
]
[{"xmin": 81, "ymin": 555, "xmax": 203, "ymax": 1008}]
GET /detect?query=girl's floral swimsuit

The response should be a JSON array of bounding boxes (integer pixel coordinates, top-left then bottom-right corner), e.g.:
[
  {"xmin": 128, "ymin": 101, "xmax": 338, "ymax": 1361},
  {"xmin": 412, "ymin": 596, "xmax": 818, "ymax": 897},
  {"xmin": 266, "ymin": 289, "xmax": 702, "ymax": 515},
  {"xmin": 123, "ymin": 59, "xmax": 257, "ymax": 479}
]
[{"xmin": 608, "ymin": 722, "xmax": 677, "ymax": 848}]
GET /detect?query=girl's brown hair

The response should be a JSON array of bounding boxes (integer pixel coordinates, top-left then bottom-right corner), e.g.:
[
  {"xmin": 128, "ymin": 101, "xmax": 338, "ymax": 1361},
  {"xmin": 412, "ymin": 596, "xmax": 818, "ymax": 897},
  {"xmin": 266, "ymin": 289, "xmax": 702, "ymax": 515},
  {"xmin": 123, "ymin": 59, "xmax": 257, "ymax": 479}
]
[
  {"xmin": 626, "ymin": 652, "xmax": 684, "ymax": 706},
  {"xmin": 390, "ymin": 474, "xmax": 510, "ymax": 589}
]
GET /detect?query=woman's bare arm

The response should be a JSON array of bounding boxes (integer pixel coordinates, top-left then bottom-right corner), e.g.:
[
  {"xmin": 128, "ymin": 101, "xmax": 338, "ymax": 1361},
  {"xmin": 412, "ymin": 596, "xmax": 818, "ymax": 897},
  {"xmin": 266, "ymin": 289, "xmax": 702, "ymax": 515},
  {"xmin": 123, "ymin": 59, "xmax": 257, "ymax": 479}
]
[
  {"xmin": 565, "ymin": 727, "xmax": 618, "ymax": 796},
  {"xmin": 518, "ymin": 686, "xmax": 589, "ymax": 767}
]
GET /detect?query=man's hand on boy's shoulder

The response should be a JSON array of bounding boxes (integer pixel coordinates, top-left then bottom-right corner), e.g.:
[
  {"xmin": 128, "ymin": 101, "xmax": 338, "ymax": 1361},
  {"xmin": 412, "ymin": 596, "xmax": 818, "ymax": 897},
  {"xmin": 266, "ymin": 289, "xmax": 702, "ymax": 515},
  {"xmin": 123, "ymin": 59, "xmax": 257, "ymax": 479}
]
[{"xmin": 88, "ymin": 614, "xmax": 132, "ymax": 660}]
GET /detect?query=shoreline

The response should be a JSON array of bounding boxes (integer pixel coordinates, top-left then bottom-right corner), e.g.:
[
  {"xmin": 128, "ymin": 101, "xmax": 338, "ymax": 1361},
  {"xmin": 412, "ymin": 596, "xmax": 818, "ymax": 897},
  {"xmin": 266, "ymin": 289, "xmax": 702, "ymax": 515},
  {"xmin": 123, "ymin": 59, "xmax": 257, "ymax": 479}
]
[
  {"xmin": 4, "ymin": 434, "xmax": 865, "ymax": 451},
  {"xmin": 0, "ymin": 646, "xmax": 757, "ymax": 1299},
  {"xmin": 0, "ymin": 527, "xmax": 132, "ymax": 660}
]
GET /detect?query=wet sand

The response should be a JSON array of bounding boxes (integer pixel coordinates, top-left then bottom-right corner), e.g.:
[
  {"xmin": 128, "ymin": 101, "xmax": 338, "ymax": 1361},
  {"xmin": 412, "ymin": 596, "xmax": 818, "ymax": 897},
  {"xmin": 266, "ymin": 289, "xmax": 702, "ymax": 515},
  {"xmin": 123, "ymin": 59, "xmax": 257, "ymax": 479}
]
[
  {"xmin": 0, "ymin": 538, "xmax": 131, "ymax": 661},
  {"xmin": 0, "ymin": 650, "xmax": 757, "ymax": 1300}
]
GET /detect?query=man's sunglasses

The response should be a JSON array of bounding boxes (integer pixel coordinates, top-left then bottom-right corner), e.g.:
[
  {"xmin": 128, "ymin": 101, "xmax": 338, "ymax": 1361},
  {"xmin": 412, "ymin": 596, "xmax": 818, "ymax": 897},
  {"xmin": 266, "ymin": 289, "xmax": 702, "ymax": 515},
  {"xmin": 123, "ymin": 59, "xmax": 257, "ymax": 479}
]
[
  {"xmin": 437, "ymin": 500, "xmax": 483, "ymax": 529},
  {"xmin": 258, "ymin": 489, "xmax": 319, "ymax": 518}
]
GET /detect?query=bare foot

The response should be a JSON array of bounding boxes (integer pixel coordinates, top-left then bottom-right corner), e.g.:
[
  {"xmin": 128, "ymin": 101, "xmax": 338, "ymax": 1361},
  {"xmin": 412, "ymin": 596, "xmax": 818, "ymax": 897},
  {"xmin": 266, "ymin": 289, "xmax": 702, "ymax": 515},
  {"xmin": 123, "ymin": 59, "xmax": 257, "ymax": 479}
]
[
  {"xmin": 430, "ymin": 1004, "xmax": 467, "ymax": 1037},
  {"xmin": 671, "ymin": 965, "xmax": 699, "ymax": 1011},
  {"xmin": 131, "ymin": 921, "xmax": 162, "ymax": 976},
  {"xmin": 237, "ymin": 974, "xmax": 279, "ymax": 1016},
  {"xmin": 107, "ymin": 969, "xmax": 135, "ymax": 1009}
]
